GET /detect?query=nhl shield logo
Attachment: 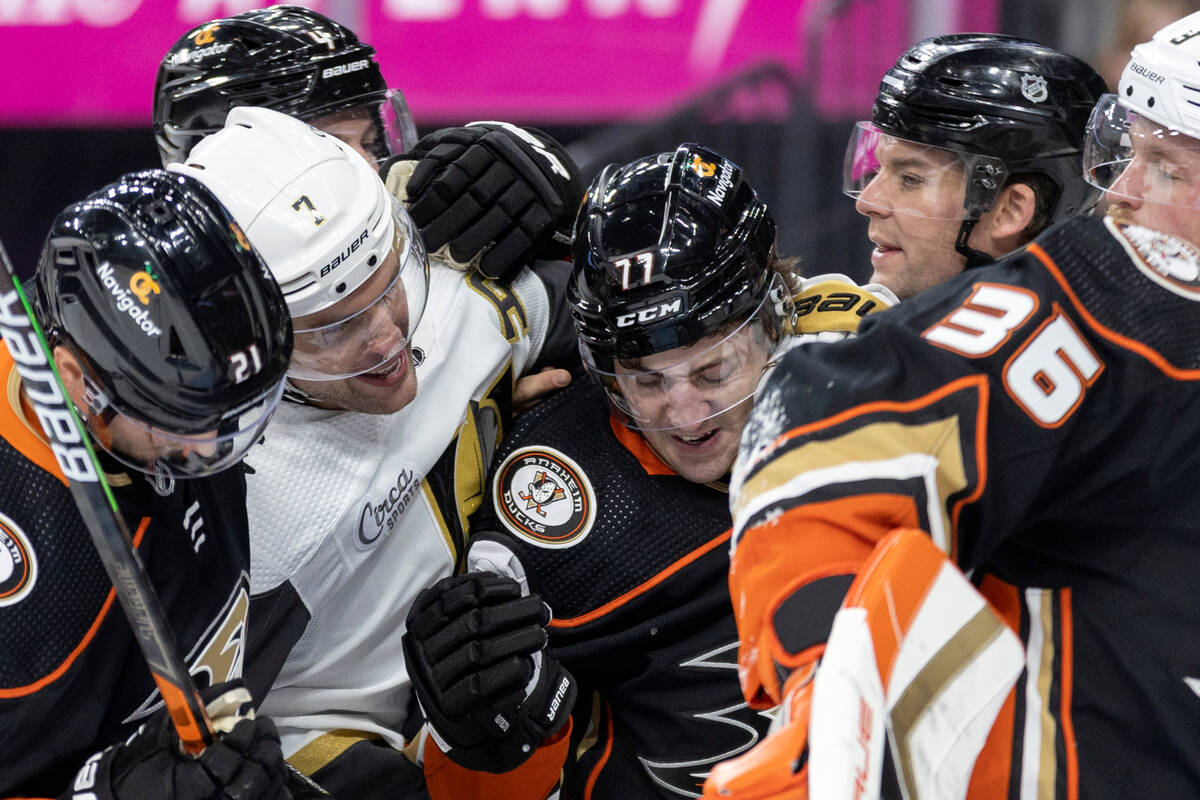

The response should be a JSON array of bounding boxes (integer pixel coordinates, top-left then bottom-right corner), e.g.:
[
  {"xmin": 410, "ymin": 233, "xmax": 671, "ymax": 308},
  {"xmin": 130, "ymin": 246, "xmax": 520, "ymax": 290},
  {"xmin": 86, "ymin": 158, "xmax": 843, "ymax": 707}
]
[
  {"xmin": 494, "ymin": 446, "xmax": 596, "ymax": 548},
  {"xmin": 1021, "ymin": 74, "xmax": 1048, "ymax": 103}
]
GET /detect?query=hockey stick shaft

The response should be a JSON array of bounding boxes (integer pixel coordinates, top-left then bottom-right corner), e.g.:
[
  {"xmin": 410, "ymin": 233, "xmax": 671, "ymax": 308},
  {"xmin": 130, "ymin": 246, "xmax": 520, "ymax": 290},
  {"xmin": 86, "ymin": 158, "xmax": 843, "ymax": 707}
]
[{"xmin": 0, "ymin": 243, "xmax": 213, "ymax": 754}]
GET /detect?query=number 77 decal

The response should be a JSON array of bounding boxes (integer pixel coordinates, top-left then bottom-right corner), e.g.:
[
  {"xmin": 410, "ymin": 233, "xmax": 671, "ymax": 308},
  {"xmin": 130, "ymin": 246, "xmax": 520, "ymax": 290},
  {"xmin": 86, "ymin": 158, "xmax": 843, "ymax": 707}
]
[{"xmin": 924, "ymin": 283, "xmax": 1104, "ymax": 427}]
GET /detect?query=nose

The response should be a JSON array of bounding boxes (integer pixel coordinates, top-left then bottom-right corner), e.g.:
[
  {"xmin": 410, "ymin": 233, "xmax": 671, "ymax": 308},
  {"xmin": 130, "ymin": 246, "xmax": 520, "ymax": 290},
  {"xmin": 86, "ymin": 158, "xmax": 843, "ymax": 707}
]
[
  {"xmin": 363, "ymin": 302, "xmax": 406, "ymax": 355},
  {"xmin": 1107, "ymin": 158, "xmax": 1145, "ymax": 211},
  {"xmin": 663, "ymin": 381, "xmax": 713, "ymax": 429},
  {"xmin": 855, "ymin": 175, "xmax": 889, "ymax": 218}
]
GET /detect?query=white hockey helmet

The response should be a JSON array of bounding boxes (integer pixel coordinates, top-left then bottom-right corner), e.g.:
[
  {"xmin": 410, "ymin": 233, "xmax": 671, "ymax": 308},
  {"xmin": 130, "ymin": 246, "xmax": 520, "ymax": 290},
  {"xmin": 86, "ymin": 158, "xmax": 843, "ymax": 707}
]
[
  {"xmin": 1084, "ymin": 11, "xmax": 1200, "ymax": 209},
  {"xmin": 170, "ymin": 106, "xmax": 429, "ymax": 381}
]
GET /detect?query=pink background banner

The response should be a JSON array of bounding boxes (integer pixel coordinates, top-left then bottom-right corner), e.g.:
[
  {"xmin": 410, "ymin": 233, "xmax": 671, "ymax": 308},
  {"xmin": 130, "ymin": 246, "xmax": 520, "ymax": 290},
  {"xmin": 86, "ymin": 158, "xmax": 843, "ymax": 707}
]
[{"xmin": 0, "ymin": 0, "xmax": 997, "ymax": 126}]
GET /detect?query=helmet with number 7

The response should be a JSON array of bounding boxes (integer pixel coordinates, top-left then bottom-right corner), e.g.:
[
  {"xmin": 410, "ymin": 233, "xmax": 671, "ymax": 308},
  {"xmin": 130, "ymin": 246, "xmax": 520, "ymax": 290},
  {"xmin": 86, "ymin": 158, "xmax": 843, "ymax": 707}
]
[
  {"xmin": 845, "ymin": 33, "xmax": 1107, "ymax": 265},
  {"xmin": 569, "ymin": 143, "xmax": 781, "ymax": 433},
  {"xmin": 153, "ymin": 4, "xmax": 417, "ymax": 168},
  {"xmin": 169, "ymin": 106, "xmax": 430, "ymax": 384},
  {"xmin": 34, "ymin": 169, "xmax": 292, "ymax": 478}
]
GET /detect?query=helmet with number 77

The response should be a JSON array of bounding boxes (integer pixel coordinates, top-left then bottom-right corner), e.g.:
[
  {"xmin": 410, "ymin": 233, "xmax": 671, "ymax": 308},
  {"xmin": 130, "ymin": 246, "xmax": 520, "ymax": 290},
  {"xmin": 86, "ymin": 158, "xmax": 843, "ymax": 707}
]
[{"xmin": 569, "ymin": 143, "xmax": 781, "ymax": 433}]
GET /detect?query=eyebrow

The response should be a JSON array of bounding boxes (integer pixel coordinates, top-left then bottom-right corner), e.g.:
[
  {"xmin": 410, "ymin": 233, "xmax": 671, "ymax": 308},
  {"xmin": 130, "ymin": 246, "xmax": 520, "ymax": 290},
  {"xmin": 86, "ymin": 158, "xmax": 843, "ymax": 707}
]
[{"xmin": 1138, "ymin": 141, "xmax": 1197, "ymax": 173}]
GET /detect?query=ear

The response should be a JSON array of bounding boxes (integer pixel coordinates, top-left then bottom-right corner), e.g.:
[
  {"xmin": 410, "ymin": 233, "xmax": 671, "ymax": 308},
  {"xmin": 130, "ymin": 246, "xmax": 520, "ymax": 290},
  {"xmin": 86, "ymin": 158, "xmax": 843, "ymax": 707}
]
[
  {"xmin": 979, "ymin": 183, "xmax": 1038, "ymax": 253},
  {"xmin": 52, "ymin": 344, "xmax": 86, "ymax": 409}
]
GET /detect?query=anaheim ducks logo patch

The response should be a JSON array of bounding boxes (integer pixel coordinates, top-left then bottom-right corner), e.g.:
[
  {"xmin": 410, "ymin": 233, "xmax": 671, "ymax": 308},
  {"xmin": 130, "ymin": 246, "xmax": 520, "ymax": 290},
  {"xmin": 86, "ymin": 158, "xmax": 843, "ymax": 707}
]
[
  {"xmin": 0, "ymin": 511, "xmax": 36, "ymax": 606},
  {"xmin": 494, "ymin": 446, "xmax": 595, "ymax": 548},
  {"xmin": 1108, "ymin": 217, "xmax": 1200, "ymax": 300}
]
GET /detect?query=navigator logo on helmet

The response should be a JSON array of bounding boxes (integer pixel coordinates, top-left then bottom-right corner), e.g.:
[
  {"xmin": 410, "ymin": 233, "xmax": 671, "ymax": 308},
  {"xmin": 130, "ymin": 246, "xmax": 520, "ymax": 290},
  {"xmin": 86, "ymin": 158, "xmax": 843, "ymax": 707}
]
[
  {"xmin": 153, "ymin": 4, "xmax": 417, "ymax": 168},
  {"xmin": 844, "ymin": 33, "xmax": 1109, "ymax": 266},
  {"xmin": 170, "ymin": 106, "xmax": 431, "ymax": 384},
  {"xmin": 570, "ymin": 143, "xmax": 782, "ymax": 433},
  {"xmin": 34, "ymin": 170, "xmax": 292, "ymax": 479}
]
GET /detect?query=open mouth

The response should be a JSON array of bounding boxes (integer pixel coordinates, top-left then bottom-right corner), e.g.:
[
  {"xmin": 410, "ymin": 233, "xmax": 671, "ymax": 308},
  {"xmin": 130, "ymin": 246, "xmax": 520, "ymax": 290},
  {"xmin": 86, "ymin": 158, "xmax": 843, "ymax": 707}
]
[
  {"xmin": 673, "ymin": 428, "xmax": 718, "ymax": 446},
  {"xmin": 358, "ymin": 351, "xmax": 408, "ymax": 384}
]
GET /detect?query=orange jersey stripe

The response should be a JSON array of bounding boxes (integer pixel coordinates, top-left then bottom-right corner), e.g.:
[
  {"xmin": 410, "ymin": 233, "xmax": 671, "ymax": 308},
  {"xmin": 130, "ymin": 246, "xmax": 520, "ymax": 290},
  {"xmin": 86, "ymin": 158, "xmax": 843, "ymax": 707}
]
[
  {"xmin": 583, "ymin": 701, "xmax": 616, "ymax": 800},
  {"xmin": 550, "ymin": 530, "xmax": 731, "ymax": 628},
  {"xmin": 1029, "ymin": 242, "xmax": 1200, "ymax": 380},
  {"xmin": 607, "ymin": 414, "xmax": 676, "ymax": 476},
  {"xmin": 0, "ymin": 517, "xmax": 151, "ymax": 698}
]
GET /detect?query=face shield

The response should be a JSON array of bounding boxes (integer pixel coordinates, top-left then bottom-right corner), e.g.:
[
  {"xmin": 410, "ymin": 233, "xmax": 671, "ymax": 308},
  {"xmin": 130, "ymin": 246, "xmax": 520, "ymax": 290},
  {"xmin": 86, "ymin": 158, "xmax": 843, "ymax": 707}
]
[
  {"xmin": 305, "ymin": 89, "xmax": 419, "ymax": 170},
  {"xmin": 80, "ymin": 377, "xmax": 284, "ymax": 479},
  {"xmin": 586, "ymin": 280, "xmax": 778, "ymax": 433},
  {"xmin": 288, "ymin": 202, "xmax": 430, "ymax": 381},
  {"xmin": 1084, "ymin": 93, "xmax": 1200, "ymax": 214},
  {"xmin": 843, "ymin": 122, "xmax": 1007, "ymax": 220}
]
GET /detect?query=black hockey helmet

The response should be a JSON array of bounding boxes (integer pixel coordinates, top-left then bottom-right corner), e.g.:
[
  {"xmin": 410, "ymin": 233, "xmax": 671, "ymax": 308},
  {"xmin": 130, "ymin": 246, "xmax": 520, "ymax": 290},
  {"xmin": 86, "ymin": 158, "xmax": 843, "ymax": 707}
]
[
  {"xmin": 569, "ymin": 144, "xmax": 780, "ymax": 431},
  {"xmin": 35, "ymin": 169, "xmax": 292, "ymax": 478},
  {"xmin": 847, "ymin": 33, "xmax": 1107, "ymax": 263},
  {"xmin": 153, "ymin": 4, "xmax": 417, "ymax": 167}
]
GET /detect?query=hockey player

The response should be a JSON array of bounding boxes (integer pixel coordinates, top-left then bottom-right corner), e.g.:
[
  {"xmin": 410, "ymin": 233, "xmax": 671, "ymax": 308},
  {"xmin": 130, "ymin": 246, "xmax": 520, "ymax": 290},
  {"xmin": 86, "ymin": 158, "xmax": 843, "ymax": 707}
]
[
  {"xmin": 702, "ymin": 18, "xmax": 1200, "ymax": 799},
  {"xmin": 844, "ymin": 34, "xmax": 1107, "ymax": 299},
  {"xmin": 154, "ymin": 4, "xmax": 583, "ymax": 305},
  {"xmin": 168, "ymin": 106, "xmax": 581, "ymax": 799},
  {"xmin": 400, "ymin": 145, "xmax": 898, "ymax": 799},
  {"xmin": 1083, "ymin": 9, "xmax": 1200, "ymax": 249},
  {"xmin": 0, "ymin": 170, "xmax": 293, "ymax": 797}
]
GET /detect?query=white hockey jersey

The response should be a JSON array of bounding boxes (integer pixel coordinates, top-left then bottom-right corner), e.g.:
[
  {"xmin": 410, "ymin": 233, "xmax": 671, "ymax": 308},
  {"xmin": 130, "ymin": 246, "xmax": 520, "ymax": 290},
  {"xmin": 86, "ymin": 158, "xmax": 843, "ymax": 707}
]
[{"xmin": 242, "ymin": 260, "xmax": 574, "ymax": 762}]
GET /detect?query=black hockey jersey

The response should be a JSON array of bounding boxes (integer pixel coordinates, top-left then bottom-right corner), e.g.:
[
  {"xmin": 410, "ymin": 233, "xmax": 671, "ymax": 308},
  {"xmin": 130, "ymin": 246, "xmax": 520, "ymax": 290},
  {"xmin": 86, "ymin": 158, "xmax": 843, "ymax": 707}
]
[
  {"xmin": 470, "ymin": 377, "xmax": 771, "ymax": 799},
  {"xmin": 731, "ymin": 215, "xmax": 1200, "ymax": 798},
  {"xmin": 0, "ymin": 351, "xmax": 254, "ymax": 797}
]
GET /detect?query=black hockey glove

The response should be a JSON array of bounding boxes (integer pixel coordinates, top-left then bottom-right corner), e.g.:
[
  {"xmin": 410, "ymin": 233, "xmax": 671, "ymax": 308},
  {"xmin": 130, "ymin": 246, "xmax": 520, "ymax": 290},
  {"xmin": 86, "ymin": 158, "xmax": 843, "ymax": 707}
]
[
  {"xmin": 382, "ymin": 121, "xmax": 584, "ymax": 282},
  {"xmin": 402, "ymin": 572, "xmax": 576, "ymax": 773},
  {"xmin": 61, "ymin": 682, "xmax": 289, "ymax": 800}
]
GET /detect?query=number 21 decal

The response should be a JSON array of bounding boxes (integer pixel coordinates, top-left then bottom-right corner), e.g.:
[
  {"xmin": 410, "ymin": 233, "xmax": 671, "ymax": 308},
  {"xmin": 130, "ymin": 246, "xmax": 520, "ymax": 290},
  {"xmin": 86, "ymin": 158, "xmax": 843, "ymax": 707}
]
[
  {"xmin": 229, "ymin": 343, "xmax": 264, "ymax": 384},
  {"xmin": 924, "ymin": 283, "xmax": 1104, "ymax": 427}
]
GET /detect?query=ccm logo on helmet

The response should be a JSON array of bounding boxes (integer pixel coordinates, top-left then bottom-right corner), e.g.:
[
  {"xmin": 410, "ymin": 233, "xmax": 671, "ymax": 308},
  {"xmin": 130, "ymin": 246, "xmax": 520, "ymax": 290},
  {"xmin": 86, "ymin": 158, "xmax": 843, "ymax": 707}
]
[
  {"xmin": 616, "ymin": 298, "xmax": 682, "ymax": 327},
  {"xmin": 322, "ymin": 59, "xmax": 369, "ymax": 80},
  {"xmin": 320, "ymin": 229, "xmax": 370, "ymax": 277}
]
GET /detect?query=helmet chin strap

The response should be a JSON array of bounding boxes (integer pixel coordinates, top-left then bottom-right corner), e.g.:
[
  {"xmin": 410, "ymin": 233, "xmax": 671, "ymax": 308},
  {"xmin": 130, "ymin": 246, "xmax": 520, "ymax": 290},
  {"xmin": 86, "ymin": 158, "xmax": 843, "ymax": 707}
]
[{"xmin": 954, "ymin": 216, "xmax": 996, "ymax": 270}]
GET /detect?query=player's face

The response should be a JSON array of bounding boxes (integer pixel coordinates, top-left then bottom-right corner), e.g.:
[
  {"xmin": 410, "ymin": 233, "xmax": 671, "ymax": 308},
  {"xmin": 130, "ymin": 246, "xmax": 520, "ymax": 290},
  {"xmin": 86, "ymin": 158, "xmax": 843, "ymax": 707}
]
[
  {"xmin": 853, "ymin": 136, "xmax": 971, "ymax": 300},
  {"xmin": 288, "ymin": 250, "xmax": 419, "ymax": 415},
  {"xmin": 105, "ymin": 418, "xmax": 216, "ymax": 465},
  {"xmin": 1105, "ymin": 117, "xmax": 1200, "ymax": 248},
  {"xmin": 310, "ymin": 106, "xmax": 384, "ymax": 167},
  {"xmin": 612, "ymin": 325, "xmax": 770, "ymax": 485}
]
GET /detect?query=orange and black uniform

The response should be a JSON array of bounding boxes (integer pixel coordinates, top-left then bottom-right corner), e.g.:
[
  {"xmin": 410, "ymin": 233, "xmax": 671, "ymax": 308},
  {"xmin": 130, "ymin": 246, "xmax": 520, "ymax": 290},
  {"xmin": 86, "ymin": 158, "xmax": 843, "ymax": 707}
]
[
  {"xmin": 0, "ymin": 351, "xmax": 255, "ymax": 798},
  {"xmin": 731, "ymin": 215, "xmax": 1200, "ymax": 798},
  {"xmin": 468, "ymin": 376, "xmax": 771, "ymax": 799}
]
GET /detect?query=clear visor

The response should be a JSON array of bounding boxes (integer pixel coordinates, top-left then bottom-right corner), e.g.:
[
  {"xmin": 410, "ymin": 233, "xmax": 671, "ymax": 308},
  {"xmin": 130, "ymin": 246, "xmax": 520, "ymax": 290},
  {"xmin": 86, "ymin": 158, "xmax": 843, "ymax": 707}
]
[
  {"xmin": 306, "ymin": 89, "xmax": 419, "ymax": 170},
  {"xmin": 288, "ymin": 206, "xmax": 430, "ymax": 381},
  {"xmin": 843, "ymin": 121, "xmax": 980, "ymax": 220},
  {"xmin": 83, "ymin": 379, "xmax": 284, "ymax": 479},
  {"xmin": 1083, "ymin": 94, "xmax": 1200, "ymax": 211},
  {"xmin": 590, "ymin": 282, "xmax": 777, "ymax": 433}
]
